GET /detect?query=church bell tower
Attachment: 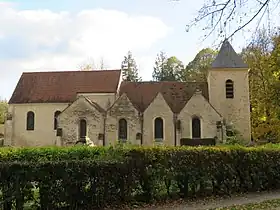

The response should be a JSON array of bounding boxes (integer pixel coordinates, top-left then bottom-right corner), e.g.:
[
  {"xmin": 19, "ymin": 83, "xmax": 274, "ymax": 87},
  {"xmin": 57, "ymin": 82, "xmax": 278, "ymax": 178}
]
[{"xmin": 207, "ymin": 40, "xmax": 251, "ymax": 142}]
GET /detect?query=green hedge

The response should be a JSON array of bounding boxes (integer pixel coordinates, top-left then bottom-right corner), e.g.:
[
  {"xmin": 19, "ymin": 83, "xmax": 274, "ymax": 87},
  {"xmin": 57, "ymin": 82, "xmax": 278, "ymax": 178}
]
[
  {"xmin": 0, "ymin": 146, "xmax": 109, "ymax": 162},
  {"xmin": 1, "ymin": 146, "xmax": 280, "ymax": 209}
]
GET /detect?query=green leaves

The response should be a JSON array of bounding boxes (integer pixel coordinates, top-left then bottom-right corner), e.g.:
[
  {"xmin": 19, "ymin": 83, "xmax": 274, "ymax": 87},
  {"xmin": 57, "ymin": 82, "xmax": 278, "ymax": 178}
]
[
  {"xmin": 0, "ymin": 146, "xmax": 107, "ymax": 162},
  {"xmin": 152, "ymin": 52, "xmax": 185, "ymax": 81},
  {"xmin": 0, "ymin": 100, "xmax": 7, "ymax": 124},
  {"xmin": 1, "ymin": 145, "xmax": 280, "ymax": 209},
  {"xmin": 184, "ymin": 48, "xmax": 217, "ymax": 82},
  {"xmin": 152, "ymin": 48, "xmax": 217, "ymax": 82},
  {"xmin": 121, "ymin": 51, "xmax": 142, "ymax": 82},
  {"xmin": 242, "ymin": 30, "xmax": 280, "ymax": 142}
]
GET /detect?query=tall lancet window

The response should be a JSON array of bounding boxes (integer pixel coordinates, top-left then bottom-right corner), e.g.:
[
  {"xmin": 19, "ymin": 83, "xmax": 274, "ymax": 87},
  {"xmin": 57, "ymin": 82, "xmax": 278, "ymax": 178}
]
[
  {"xmin": 192, "ymin": 116, "xmax": 201, "ymax": 138},
  {"xmin": 26, "ymin": 111, "xmax": 35, "ymax": 130},
  {"xmin": 118, "ymin": 118, "xmax": 128, "ymax": 141},
  {"xmin": 154, "ymin": 117, "xmax": 164, "ymax": 140}
]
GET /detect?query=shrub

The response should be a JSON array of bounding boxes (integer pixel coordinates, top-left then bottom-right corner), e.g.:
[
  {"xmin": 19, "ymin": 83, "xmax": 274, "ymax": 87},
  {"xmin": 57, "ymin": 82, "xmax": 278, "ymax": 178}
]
[
  {"xmin": 224, "ymin": 126, "xmax": 246, "ymax": 145},
  {"xmin": 1, "ymin": 145, "xmax": 280, "ymax": 209},
  {"xmin": 0, "ymin": 146, "xmax": 109, "ymax": 162}
]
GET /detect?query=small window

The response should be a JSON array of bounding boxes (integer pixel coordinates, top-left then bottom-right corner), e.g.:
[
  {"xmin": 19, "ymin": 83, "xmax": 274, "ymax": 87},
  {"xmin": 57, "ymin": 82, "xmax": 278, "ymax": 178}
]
[
  {"xmin": 226, "ymin": 79, "xmax": 234, "ymax": 98},
  {"xmin": 192, "ymin": 116, "xmax": 201, "ymax": 138},
  {"xmin": 56, "ymin": 128, "xmax": 63, "ymax": 137},
  {"xmin": 118, "ymin": 118, "xmax": 127, "ymax": 140},
  {"xmin": 226, "ymin": 130, "xmax": 234, "ymax": 137},
  {"xmin": 79, "ymin": 119, "xmax": 87, "ymax": 139},
  {"xmin": 54, "ymin": 111, "xmax": 61, "ymax": 130},
  {"xmin": 26, "ymin": 111, "xmax": 35, "ymax": 130},
  {"xmin": 154, "ymin": 117, "xmax": 164, "ymax": 140},
  {"xmin": 136, "ymin": 132, "xmax": 142, "ymax": 140},
  {"xmin": 98, "ymin": 133, "xmax": 104, "ymax": 140}
]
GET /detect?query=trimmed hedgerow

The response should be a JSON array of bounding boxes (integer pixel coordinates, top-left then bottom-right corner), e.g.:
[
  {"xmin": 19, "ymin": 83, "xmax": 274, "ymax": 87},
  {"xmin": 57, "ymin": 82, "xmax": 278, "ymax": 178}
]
[
  {"xmin": 0, "ymin": 146, "xmax": 109, "ymax": 162},
  {"xmin": 1, "ymin": 145, "xmax": 280, "ymax": 209}
]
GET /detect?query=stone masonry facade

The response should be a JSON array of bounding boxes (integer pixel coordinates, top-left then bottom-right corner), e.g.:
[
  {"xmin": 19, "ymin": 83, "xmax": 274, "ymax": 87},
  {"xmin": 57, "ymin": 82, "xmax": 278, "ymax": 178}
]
[{"xmin": 4, "ymin": 40, "xmax": 252, "ymax": 147}]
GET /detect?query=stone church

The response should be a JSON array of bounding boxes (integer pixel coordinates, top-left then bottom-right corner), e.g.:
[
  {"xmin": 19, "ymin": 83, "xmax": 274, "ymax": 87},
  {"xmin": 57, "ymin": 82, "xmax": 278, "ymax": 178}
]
[{"xmin": 4, "ymin": 40, "xmax": 251, "ymax": 147}]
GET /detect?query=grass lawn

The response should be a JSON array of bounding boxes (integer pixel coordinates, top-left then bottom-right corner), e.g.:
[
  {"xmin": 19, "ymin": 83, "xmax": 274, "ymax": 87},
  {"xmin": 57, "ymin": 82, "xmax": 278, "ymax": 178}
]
[{"xmin": 214, "ymin": 198, "xmax": 280, "ymax": 210}]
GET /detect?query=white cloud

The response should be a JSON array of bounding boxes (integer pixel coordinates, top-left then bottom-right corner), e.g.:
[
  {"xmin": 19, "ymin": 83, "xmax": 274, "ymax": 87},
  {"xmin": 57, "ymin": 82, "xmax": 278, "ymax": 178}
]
[{"xmin": 0, "ymin": 3, "xmax": 171, "ymax": 98}]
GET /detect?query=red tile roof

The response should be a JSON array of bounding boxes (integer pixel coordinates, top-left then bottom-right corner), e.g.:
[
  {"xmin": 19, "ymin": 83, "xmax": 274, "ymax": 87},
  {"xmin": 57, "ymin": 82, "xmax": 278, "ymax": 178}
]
[
  {"xmin": 119, "ymin": 81, "xmax": 209, "ymax": 113},
  {"xmin": 9, "ymin": 70, "xmax": 121, "ymax": 104}
]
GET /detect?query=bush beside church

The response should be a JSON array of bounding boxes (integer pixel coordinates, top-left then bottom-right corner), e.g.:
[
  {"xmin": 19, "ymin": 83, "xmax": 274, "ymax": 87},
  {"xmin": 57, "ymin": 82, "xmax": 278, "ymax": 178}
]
[{"xmin": 0, "ymin": 144, "xmax": 279, "ymax": 209}]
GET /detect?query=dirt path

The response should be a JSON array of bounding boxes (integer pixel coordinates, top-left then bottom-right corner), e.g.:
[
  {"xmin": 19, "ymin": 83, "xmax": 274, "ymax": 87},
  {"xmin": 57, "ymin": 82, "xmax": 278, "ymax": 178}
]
[{"xmin": 138, "ymin": 190, "xmax": 280, "ymax": 210}]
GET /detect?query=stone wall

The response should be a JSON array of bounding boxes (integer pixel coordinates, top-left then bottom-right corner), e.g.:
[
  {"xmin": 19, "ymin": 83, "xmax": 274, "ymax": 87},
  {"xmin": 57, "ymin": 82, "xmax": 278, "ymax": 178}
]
[
  {"xmin": 6, "ymin": 81, "xmax": 248, "ymax": 147},
  {"xmin": 5, "ymin": 103, "xmax": 68, "ymax": 147},
  {"xmin": 58, "ymin": 97, "xmax": 104, "ymax": 146},
  {"xmin": 77, "ymin": 93, "xmax": 116, "ymax": 110},
  {"xmin": 143, "ymin": 93, "xmax": 174, "ymax": 146},
  {"xmin": 207, "ymin": 68, "xmax": 251, "ymax": 142},
  {"xmin": 106, "ymin": 94, "xmax": 141, "ymax": 145},
  {"xmin": 178, "ymin": 90, "xmax": 222, "ymax": 141}
]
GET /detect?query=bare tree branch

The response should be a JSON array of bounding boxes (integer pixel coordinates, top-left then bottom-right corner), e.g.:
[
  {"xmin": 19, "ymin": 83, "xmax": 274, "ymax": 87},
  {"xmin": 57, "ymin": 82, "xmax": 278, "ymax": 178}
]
[
  {"xmin": 203, "ymin": 0, "xmax": 237, "ymax": 41},
  {"xmin": 186, "ymin": 0, "xmax": 231, "ymax": 31},
  {"xmin": 78, "ymin": 57, "xmax": 108, "ymax": 71},
  {"xmin": 186, "ymin": 0, "xmax": 279, "ymax": 41},
  {"xmin": 228, "ymin": 0, "xmax": 270, "ymax": 39}
]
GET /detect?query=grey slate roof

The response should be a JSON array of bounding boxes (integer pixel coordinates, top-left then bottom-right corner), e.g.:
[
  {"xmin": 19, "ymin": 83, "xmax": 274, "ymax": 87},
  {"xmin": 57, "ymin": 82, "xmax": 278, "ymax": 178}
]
[{"xmin": 211, "ymin": 39, "xmax": 248, "ymax": 68}]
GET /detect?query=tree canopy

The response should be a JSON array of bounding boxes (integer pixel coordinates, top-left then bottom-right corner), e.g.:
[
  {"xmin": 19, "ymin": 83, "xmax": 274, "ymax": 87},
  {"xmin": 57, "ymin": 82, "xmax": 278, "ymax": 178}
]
[
  {"xmin": 184, "ymin": 48, "xmax": 217, "ymax": 82},
  {"xmin": 242, "ymin": 29, "xmax": 280, "ymax": 142},
  {"xmin": 0, "ymin": 100, "xmax": 8, "ymax": 124},
  {"xmin": 152, "ymin": 49, "xmax": 217, "ymax": 82},
  {"xmin": 152, "ymin": 51, "xmax": 185, "ymax": 81},
  {"xmin": 121, "ymin": 51, "xmax": 141, "ymax": 82}
]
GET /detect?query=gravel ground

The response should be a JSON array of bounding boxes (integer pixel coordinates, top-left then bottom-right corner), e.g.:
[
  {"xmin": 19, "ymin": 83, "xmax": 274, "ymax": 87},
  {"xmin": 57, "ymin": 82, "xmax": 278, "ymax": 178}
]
[{"xmin": 137, "ymin": 190, "xmax": 280, "ymax": 210}]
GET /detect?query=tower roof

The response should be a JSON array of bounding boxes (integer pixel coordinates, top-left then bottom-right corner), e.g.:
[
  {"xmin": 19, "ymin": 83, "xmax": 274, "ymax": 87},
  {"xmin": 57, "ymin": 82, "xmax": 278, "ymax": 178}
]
[{"xmin": 211, "ymin": 39, "xmax": 248, "ymax": 69}]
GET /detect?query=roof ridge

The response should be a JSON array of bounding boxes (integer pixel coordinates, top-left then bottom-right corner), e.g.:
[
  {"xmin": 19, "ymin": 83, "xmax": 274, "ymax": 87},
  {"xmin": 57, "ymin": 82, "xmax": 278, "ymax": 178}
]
[
  {"xmin": 22, "ymin": 69, "xmax": 121, "ymax": 74},
  {"xmin": 122, "ymin": 81, "xmax": 207, "ymax": 84},
  {"xmin": 84, "ymin": 97, "xmax": 105, "ymax": 113},
  {"xmin": 9, "ymin": 69, "xmax": 121, "ymax": 104},
  {"xmin": 108, "ymin": 93, "xmax": 141, "ymax": 112}
]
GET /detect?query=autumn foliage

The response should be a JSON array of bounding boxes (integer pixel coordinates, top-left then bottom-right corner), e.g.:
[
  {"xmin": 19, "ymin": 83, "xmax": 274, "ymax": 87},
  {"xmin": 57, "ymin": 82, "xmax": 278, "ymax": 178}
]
[{"xmin": 242, "ymin": 30, "xmax": 280, "ymax": 142}]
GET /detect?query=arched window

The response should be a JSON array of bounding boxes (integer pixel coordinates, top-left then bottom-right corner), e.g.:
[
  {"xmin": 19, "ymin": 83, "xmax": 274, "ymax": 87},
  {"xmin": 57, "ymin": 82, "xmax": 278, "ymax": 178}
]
[
  {"xmin": 118, "ymin": 118, "xmax": 127, "ymax": 140},
  {"xmin": 79, "ymin": 119, "xmax": 87, "ymax": 139},
  {"xmin": 192, "ymin": 116, "xmax": 201, "ymax": 138},
  {"xmin": 26, "ymin": 111, "xmax": 35, "ymax": 130},
  {"xmin": 225, "ymin": 79, "xmax": 234, "ymax": 99},
  {"xmin": 54, "ymin": 111, "xmax": 61, "ymax": 130},
  {"xmin": 154, "ymin": 117, "xmax": 164, "ymax": 139}
]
